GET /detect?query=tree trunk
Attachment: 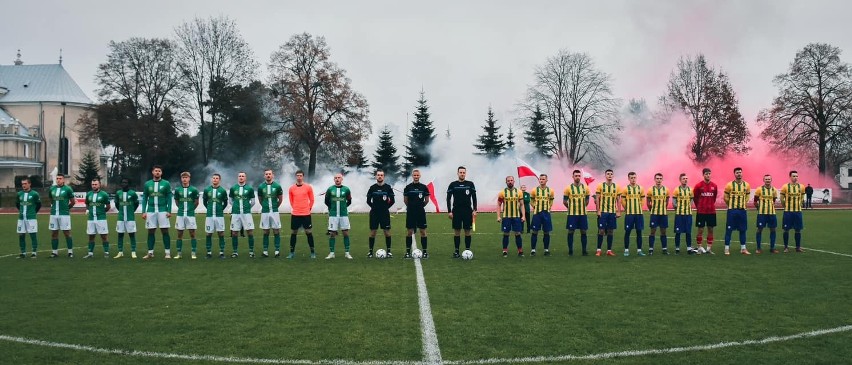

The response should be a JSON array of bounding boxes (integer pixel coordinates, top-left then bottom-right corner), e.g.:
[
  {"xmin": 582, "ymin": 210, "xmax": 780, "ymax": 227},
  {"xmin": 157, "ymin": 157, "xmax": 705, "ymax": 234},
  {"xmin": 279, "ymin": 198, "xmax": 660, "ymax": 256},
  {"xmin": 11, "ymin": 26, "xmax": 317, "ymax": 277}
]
[{"xmin": 308, "ymin": 146, "xmax": 318, "ymax": 178}]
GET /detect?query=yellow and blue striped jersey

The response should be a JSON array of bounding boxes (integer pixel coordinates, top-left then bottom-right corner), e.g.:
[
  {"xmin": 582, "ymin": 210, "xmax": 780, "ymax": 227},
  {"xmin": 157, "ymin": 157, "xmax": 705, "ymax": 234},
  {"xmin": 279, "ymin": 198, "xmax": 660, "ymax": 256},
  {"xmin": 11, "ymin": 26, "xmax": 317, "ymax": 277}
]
[
  {"xmin": 563, "ymin": 184, "xmax": 589, "ymax": 216},
  {"xmin": 780, "ymin": 183, "xmax": 803, "ymax": 212},
  {"xmin": 530, "ymin": 186, "xmax": 554, "ymax": 213},
  {"xmin": 754, "ymin": 186, "xmax": 777, "ymax": 215},
  {"xmin": 596, "ymin": 183, "xmax": 619, "ymax": 214},
  {"xmin": 724, "ymin": 181, "xmax": 750, "ymax": 209},
  {"xmin": 498, "ymin": 187, "xmax": 522, "ymax": 218},
  {"xmin": 672, "ymin": 185, "xmax": 694, "ymax": 216},
  {"xmin": 646, "ymin": 186, "xmax": 669, "ymax": 215},
  {"xmin": 620, "ymin": 184, "xmax": 645, "ymax": 215}
]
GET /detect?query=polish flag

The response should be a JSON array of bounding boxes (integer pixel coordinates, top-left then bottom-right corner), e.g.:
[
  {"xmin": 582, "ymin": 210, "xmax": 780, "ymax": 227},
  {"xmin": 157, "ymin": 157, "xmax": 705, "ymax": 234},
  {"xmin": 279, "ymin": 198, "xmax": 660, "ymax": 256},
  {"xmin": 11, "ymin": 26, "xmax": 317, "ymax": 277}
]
[
  {"xmin": 426, "ymin": 181, "xmax": 440, "ymax": 213},
  {"xmin": 516, "ymin": 159, "xmax": 541, "ymax": 178},
  {"xmin": 582, "ymin": 170, "xmax": 595, "ymax": 185}
]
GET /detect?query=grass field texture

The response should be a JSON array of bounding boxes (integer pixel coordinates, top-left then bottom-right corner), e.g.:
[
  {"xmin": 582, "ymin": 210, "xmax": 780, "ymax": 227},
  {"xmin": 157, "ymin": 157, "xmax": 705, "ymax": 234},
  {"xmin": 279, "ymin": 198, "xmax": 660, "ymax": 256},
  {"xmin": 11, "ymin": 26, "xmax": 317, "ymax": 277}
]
[{"xmin": 1, "ymin": 210, "xmax": 851, "ymax": 365}]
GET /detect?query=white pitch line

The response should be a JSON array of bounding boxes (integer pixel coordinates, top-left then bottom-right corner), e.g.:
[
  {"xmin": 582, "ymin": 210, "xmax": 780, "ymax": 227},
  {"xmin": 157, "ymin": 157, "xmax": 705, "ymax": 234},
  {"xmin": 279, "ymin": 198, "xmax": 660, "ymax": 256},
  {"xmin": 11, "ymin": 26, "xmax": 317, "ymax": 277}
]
[
  {"xmin": 803, "ymin": 247, "xmax": 852, "ymax": 258},
  {"xmin": 412, "ymin": 235, "xmax": 444, "ymax": 365},
  {"xmin": 442, "ymin": 324, "xmax": 852, "ymax": 364},
  {"xmin": 0, "ymin": 334, "xmax": 419, "ymax": 365}
]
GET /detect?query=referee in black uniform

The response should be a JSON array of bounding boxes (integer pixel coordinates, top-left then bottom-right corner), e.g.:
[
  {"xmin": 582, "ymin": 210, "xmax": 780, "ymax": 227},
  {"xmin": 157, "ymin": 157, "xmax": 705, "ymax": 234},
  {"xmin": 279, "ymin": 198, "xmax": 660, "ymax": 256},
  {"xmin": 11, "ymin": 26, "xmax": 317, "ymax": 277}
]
[
  {"xmin": 367, "ymin": 170, "xmax": 395, "ymax": 258},
  {"xmin": 403, "ymin": 169, "xmax": 430, "ymax": 259},
  {"xmin": 446, "ymin": 166, "xmax": 477, "ymax": 258}
]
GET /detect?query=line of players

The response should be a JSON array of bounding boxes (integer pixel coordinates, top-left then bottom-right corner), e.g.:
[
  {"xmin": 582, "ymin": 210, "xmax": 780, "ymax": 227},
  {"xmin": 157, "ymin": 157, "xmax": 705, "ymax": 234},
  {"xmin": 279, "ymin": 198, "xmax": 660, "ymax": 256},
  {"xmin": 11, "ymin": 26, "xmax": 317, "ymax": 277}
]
[
  {"xmin": 15, "ymin": 165, "xmax": 806, "ymax": 259},
  {"xmin": 14, "ymin": 165, "xmax": 479, "ymax": 260},
  {"xmin": 499, "ymin": 167, "xmax": 806, "ymax": 258}
]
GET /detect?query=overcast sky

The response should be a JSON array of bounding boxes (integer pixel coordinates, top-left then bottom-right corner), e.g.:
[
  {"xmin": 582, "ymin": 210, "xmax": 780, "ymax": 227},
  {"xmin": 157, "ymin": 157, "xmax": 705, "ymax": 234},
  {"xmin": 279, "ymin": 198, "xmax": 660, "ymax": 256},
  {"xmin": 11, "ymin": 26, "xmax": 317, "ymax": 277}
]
[{"xmin": 4, "ymin": 0, "xmax": 852, "ymax": 152}]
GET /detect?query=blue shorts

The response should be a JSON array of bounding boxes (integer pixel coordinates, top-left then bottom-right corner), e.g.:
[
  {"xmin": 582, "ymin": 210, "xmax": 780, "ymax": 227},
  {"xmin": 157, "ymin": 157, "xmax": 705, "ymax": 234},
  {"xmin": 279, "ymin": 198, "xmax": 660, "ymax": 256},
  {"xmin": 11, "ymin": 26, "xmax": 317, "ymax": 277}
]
[
  {"xmin": 566, "ymin": 215, "xmax": 588, "ymax": 231},
  {"xmin": 624, "ymin": 214, "xmax": 644, "ymax": 230},
  {"xmin": 531, "ymin": 211, "xmax": 553, "ymax": 232},
  {"xmin": 725, "ymin": 209, "xmax": 748, "ymax": 231},
  {"xmin": 782, "ymin": 212, "xmax": 804, "ymax": 231},
  {"xmin": 756, "ymin": 214, "xmax": 777, "ymax": 229},
  {"xmin": 674, "ymin": 215, "xmax": 692, "ymax": 234},
  {"xmin": 649, "ymin": 214, "xmax": 669, "ymax": 229},
  {"xmin": 597, "ymin": 213, "xmax": 617, "ymax": 230},
  {"xmin": 501, "ymin": 217, "xmax": 524, "ymax": 233}
]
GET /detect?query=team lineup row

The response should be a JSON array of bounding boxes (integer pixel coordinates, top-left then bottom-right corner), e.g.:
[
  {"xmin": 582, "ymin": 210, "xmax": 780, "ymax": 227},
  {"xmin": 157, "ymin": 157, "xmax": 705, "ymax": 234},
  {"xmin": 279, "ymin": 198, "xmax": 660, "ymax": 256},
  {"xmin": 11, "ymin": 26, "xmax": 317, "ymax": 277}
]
[{"xmin": 13, "ymin": 165, "xmax": 806, "ymax": 259}]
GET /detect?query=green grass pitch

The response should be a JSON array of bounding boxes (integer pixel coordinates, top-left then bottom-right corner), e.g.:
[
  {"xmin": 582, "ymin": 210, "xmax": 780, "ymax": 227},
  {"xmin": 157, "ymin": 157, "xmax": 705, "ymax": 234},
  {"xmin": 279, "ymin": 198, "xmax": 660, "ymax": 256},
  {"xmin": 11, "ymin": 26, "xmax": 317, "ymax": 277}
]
[{"xmin": 1, "ymin": 210, "xmax": 851, "ymax": 364}]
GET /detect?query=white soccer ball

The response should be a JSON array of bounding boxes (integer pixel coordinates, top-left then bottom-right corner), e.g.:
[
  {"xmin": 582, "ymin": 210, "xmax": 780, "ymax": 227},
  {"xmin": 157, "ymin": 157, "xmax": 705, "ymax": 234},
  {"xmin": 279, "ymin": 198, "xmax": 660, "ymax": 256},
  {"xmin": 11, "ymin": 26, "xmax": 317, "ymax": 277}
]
[
  {"xmin": 375, "ymin": 249, "xmax": 387, "ymax": 259},
  {"xmin": 461, "ymin": 249, "xmax": 474, "ymax": 260},
  {"xmin": 412, "ymin": 249, "xmax": 423, "ymax": 259}
]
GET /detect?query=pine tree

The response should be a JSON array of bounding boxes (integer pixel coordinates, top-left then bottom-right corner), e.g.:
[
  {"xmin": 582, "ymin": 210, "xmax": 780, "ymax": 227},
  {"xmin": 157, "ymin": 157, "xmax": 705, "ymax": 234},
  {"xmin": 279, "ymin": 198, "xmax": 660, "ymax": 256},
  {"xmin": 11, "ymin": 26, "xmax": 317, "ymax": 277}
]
[
  {"xmin": 346, "ymin": 142, "xmax": 370, "ymax": 170},
  {"xmin": 505, "ymin": 125, "xmax": 516, "ymax": 151},
  {"xmin": 474, "ymin": 106, "xmax": 506, "ymax": 158},
  {"xmin": 372, "ymin": 126, "xmax": 401, "ymax": 181},
  {"xmin": 403, "ymin": 91, "xmax": 436, "ymax": 175},
  {"xmin": 74, "ymin": 151, "xmax": 102, "ymax": 191},
  {"xmin": 524, "ymin": 105, "xmax": 552, "ymax": 158}
]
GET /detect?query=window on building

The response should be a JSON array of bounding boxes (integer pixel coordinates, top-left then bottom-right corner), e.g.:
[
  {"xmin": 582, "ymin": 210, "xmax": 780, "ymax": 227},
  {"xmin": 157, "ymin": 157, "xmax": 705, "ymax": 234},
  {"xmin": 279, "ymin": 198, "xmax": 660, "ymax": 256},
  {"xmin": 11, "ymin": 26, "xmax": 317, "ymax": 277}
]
[
  {"xmin": 25, "ymin": 144, "xmax": 30, "ymax": 158},
  {"xmin": 847, "ymin": 168, "xmax": 852, "ymax": 177}
]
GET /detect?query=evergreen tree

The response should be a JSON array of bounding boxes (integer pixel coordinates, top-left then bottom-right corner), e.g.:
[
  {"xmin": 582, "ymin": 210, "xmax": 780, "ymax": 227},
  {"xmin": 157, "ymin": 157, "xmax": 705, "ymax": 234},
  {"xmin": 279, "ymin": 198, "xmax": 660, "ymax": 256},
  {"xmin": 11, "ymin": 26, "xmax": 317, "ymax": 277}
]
[
  {"xmin": 474, "ymin": 107, "xmax": 506, "ymax": 158},
  {"xmin": 74, "ymin": 151, "xmax": 103, "ymax": 191},
  {"xmin": 524, "ymin": 105, "xmax": 552, "ymax": 157},
  {"xmin": 346, "ymin": 142, "xmax": 370, "ymax": 170},
  {"xmin": 506, "ymin": 125, "xmax": 516, "ymax": 151},
  {"xmin": 372, "ymin": 126, "xmax": 401, "ymax": 181},
  {"xmin": 403, "ymin": 91, "xmax": 437, "ymax": 175}
]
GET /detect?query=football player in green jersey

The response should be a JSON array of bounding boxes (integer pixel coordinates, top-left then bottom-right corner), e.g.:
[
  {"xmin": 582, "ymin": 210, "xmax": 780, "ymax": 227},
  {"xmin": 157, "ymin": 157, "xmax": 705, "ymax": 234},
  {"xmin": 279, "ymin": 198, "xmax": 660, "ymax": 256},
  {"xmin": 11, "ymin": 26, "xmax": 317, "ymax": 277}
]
[
  {"xmin": 257, "ymin": 169, "xmax": 284, "ymax": 258},
  {"xmin": 16, "ymin": 177, "xmax": 41, "ymax": 258},
  {"xmin": 325, "ymin": 172, "xmax": 353, "ymax": 259},
  {"xmin": 229, "ymin": 172, "xmax": 256, "ymax": 257},
  {"xmin": 113, "ymin": 177, "xmax": 139, "ymax": 258},
  {"xmin": 174, "ymin": 172, "xmax": 200, "ymax": 259},
  {"xmin": 49, "ymin": 173, "xmax": 75, "ymax": 258},
  {"xmin": 141, "ymin": 165, "xmax": 173, "ymax": 259},
  {"xmin": 203, "ymin": 173, "xmax": 228, "ymax": 259},
  {"xmin": 84, "ymin": 178, "xmax": 111, "ymax": 258}
]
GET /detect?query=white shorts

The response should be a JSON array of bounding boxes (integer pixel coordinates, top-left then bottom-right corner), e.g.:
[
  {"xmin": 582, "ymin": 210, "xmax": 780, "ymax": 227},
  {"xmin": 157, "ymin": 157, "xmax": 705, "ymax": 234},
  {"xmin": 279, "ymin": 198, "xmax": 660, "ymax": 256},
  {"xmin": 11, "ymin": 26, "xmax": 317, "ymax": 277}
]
[
  {"xmin": 230, "ymin": 213, "xmax": 254, "ymax": 231},
  {"xmin": 145, "ymin": 212, "xmax": 171, "ymax": 229},
  {"xmin": 17, "ymin": 219, "xmax": 38, "ymax": 234},
  {"xmin": 175, "ymin": 215, "xmax": 198, "ymax": 230},
  {"xmin": 49, "ymin": 215, "xmax": 71, "ymax": 231},
  {"xmin": 116, "ymin": 220, "xmax": 137, "ymax": 233},
  {"xmin": 205, "ymin": 217, "xmax": 226, "ymax": 234},
  {"xmin": 260, "ymin": 212, "xmax": 282, "ymax": 230},
  {"xmin": 87, "ymin": 220, "xmax": 109, "ymax": 235},
  {"xmin": 328, "ymin": 216, "xmax": 351, "ymax": 231}
]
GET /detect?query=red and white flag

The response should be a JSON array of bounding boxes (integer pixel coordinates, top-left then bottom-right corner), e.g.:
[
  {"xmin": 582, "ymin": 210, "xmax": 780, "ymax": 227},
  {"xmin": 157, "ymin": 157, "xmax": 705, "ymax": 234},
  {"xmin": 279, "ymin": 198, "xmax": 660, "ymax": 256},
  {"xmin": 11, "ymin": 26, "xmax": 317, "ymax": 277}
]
[
  {"xmin": 516, "ymin": 158, "xmax": 541, "ymax": 178},
  {"xmin": 426, "ymin": 181, "xmax": 440, "ymax": 213},
  {"xmin": 582, "ymin": 170, "xmax": 595, "ymax": 185}
]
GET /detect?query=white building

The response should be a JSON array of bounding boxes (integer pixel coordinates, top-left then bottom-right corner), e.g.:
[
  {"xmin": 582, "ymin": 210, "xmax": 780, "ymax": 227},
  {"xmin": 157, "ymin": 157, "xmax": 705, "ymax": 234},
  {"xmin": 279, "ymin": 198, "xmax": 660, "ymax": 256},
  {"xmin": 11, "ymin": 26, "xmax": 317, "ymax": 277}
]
[{"xmin": 0, "ymin": 51, "xmax": 96, "ymax": 188}]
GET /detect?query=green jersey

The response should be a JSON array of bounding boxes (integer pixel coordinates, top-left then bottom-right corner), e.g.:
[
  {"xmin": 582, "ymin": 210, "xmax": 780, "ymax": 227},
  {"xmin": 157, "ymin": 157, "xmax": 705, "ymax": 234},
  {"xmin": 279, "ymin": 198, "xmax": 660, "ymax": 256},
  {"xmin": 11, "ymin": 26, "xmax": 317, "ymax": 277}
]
[
  {"xmin": 49, "ymin": 184, "xmax": 75, "ymax": 216},
  {"xmin": 174, "ymin": 185, "xmax": 200, "ymax": 217},
  {"xmin": 257, "ymin": 181, "xmax": 284, "ymax": 213},
  {"xmin": 16, "ymin": 190, "xmax": 41, "ymax": 220},
  {"xmin": 325, "ymin": 185, "xmax": 352, "ymax": 217},
  {"xmin": 203, "ymin": 185, "xmax": 228, "ymax": 217},
  {"xmin": 229, "ymin": 184, "xmax": 255, "ymax": 214},
  {"xmin": 141, "ymin": 179, "xmax": 172, "ymax": 213},
  {"xmin": 86, "ymin": 190, "xmax": 110, "ymax": 220},
  {"xmin": 115, "ymin": 189, "xmax": 139, "ymax": 221}
]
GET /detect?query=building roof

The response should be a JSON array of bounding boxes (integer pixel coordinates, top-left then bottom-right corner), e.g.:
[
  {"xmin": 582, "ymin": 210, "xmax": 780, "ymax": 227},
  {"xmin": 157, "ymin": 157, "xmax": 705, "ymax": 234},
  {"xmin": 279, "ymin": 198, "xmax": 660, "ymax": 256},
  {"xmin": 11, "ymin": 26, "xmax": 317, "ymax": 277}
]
[
  {"xmin": 0, "ymin": 107, "xmax": 34, "ymax": 137},
  {"xmin": 0, "ymin": 64, "xmax": 93, "ymax": 105}
]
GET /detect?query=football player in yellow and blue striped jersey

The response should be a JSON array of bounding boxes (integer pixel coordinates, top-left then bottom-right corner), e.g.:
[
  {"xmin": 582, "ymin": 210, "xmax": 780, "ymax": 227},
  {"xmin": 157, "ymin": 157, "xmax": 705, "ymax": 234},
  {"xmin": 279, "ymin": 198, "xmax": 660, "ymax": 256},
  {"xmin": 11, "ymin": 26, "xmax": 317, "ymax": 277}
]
[
  {"xmin": 563, "ymin": 169, "xmax": 590, "ymax": 256},
  {"xmin": 646, "ymin": 173, "xmax": 670, "ymax": 255},
  {"xmin": 594, "ymin": 169, "xmax": 621, "ymax": 256},
  {"xmin": 497, "ymin": 176, "xmax": 525, "ymax": 257},
  {"xmin": 671, "ymin": 173, "xmax": 695, "ymax": 254},
  {"xmin": 753, "ymin": 174, "xmax": 778, "ymax": 254},
  {"xmin": 723, "ymin": 167, "xmax": 751, "ymax": 255},
  {"xmin": 620, "ymin": 172, "xmax": 645, "ymax": 256},
  {"xmin": 529, "ymin": 174, "xmax": 555, "ymax": 256},
  {"xmin": 780, "ymin": 170, "xmax": 805, "ymax": 252}
]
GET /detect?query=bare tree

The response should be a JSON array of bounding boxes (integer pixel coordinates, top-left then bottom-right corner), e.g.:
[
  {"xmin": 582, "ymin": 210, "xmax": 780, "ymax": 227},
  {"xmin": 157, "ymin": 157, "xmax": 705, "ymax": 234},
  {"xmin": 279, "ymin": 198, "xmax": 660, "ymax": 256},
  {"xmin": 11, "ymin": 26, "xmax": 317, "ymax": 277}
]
[
  {"xmin": 521, "ymin": 50, "xmax": 621, "ymax": 166},
  {"xmin": 268, "ymin": 33, "xmax": 370, "ymax": 177},
  {"xmin": 664, "ymin": 54, "xmax": 749, "ymax": 163},
  {"xmin": 174, "ymin": 16, "xmax": 258, "ymax": 165},
  {"xmin": 758, "ymin": 43, "xmax": 852, "ymax": 175}
]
